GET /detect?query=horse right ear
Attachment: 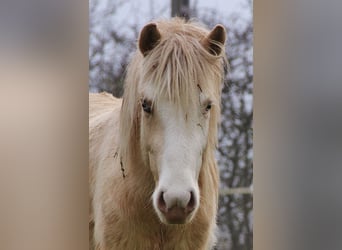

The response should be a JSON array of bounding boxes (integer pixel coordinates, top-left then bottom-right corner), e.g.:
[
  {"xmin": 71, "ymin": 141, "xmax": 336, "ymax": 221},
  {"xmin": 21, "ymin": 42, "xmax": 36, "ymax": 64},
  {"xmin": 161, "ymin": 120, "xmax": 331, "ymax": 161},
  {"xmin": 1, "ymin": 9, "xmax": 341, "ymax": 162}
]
[
  {"xmin": 201, "ymin": 24, "xmax": 226, "ymax": 56},
  {"xmin": 139, "ymin": 23, "xmax": 161, "ymax": 56}
]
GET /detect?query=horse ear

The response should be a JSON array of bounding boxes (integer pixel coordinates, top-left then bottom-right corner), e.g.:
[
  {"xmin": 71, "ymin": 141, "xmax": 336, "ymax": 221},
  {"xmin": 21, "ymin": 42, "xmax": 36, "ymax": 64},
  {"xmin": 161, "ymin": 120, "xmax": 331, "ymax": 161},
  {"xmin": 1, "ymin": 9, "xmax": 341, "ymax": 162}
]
[
  {"xmin": 202, "ymin": 24, "xmax": 226, "ymax": 56},
  {"xmin": 139, "ymin": 23, "xmax": 161, "ymax": 56}
]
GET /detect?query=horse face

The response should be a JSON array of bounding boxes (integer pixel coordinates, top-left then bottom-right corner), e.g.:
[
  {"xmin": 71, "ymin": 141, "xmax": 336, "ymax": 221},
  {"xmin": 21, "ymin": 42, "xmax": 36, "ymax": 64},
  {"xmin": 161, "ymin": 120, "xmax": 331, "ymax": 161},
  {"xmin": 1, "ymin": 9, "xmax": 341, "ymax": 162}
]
[
  {"xmin": 137, "ymin": 21, "xmax": 226, "ymax": 225},
  {"xmin": 140, "ymin": 87, "xmax": 212, "ymax": 224}
]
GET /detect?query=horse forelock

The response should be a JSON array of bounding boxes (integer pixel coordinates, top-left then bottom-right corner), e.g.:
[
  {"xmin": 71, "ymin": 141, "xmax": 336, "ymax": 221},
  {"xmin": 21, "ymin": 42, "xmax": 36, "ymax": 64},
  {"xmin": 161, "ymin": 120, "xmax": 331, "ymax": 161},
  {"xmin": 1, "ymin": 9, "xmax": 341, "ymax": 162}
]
[
  {"xmin": 142, "ymin": 20, "xmax": 224, "ymax": 107},
  {"xmin": 119, "ymin": 18, "xmax": 226, "ymax": 162}
]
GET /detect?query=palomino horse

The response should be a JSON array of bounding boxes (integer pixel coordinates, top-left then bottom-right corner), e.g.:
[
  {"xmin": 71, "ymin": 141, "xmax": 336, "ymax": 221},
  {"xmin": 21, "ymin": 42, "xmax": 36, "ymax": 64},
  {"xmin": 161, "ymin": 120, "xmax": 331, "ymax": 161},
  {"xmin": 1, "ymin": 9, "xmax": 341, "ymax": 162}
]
[{"xmin": 89, "ymin": 18, "xmax": 226, "ymax": 250}]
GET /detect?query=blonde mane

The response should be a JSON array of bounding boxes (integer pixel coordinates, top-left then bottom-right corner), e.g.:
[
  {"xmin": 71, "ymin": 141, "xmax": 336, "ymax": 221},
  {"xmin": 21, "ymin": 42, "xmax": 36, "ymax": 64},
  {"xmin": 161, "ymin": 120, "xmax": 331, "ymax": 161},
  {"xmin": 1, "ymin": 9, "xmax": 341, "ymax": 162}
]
[{"xmin": 119, "ymin": 18, "xmax": 225, "ymax": 162}]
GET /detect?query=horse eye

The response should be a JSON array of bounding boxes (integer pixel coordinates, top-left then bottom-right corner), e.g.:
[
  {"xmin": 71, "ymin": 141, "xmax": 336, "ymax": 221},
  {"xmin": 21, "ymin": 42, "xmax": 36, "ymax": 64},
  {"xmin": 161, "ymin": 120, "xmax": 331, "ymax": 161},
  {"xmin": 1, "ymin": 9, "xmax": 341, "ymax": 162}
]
[
  {"xmin": 205, "ymin": 103, "xmax": 212, "ymax": 111},
  {"xmin": 142, "ymin": 99, "xmax": 152, "ymax": 114}
]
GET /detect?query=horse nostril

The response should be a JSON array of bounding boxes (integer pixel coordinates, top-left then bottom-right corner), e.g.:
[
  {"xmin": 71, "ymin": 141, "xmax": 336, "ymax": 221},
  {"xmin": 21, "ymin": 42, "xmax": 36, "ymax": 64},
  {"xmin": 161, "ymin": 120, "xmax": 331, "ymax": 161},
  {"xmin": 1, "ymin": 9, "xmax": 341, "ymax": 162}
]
[
  {"xmin": 157, "ymin": 190, "xmax": 196, "ymax": 216},
  {"xmin": 186, "ymin": 191, "xmax": 196, "ymax": 212},
  {"xmin": 157, "ymin": 192, "xmax": 167, "ymax": 213}
]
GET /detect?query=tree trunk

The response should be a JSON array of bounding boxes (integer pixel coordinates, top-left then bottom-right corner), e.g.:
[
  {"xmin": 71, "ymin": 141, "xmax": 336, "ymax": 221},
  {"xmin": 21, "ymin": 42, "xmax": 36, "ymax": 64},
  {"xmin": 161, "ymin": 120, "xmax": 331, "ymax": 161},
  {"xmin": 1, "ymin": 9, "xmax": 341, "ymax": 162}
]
[{"xmin": 171, "ymin": 0, "xmax": 190, "ymax": 20}]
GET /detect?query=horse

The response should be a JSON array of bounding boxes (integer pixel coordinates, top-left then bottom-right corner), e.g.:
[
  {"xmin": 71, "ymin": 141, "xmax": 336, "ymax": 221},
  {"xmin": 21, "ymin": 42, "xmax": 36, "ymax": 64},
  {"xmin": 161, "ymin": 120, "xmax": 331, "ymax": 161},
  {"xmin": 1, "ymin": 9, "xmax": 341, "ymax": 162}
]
[{"xmin": 89, "ymin": 18, "xmax": 226, "ymax": 250}]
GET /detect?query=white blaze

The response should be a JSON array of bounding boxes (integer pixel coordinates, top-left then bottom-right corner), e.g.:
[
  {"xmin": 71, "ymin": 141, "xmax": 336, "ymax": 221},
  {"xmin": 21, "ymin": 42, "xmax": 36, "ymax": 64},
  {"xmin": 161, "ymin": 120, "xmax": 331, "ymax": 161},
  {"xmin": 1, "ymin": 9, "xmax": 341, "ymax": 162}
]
[{"xmin": 152, "ymin": 100, "xmax": 208, "ymax": 222}]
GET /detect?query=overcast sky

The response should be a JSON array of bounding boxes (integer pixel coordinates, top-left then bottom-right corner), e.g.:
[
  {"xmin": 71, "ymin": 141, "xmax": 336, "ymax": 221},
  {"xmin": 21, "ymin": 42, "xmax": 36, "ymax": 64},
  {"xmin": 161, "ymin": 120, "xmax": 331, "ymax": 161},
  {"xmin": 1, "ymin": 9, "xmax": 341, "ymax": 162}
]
[
  {"xmin": 93, "ymin": 0, "xmax": 251, "ymax": 35},
  {"xmin": 196, "ymin": 0, "xmax": 251, "ymax": 17}
]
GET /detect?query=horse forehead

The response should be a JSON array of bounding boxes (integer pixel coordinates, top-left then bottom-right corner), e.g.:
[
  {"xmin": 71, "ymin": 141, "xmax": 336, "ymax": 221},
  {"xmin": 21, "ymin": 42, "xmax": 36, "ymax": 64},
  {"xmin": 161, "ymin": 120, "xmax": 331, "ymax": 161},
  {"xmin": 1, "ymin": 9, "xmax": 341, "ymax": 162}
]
[{"xmin": 157, "ymin": 102, "xmax": 201, "ymax": 130}]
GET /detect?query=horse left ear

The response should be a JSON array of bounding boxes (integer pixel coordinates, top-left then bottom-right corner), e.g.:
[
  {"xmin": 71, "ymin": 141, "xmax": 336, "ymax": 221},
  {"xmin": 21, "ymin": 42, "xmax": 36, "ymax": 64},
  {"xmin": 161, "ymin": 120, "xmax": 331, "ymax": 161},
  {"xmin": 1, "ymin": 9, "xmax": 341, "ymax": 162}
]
[
  {"xmin": 202, "ymin": 24, "xmax": 226, "ymax": 56},
  {"xmin": 139, "ymin": 23, "xmax": 161, "ymax": 56}
]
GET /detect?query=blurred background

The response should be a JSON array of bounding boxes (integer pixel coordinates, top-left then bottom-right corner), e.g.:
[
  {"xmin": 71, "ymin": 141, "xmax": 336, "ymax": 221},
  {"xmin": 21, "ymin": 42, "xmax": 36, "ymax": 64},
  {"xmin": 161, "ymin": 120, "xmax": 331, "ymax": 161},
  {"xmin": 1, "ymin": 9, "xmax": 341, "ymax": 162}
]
[{"xmin": 89, "ymin": 0, "xmax": 253, "ymax": 249}]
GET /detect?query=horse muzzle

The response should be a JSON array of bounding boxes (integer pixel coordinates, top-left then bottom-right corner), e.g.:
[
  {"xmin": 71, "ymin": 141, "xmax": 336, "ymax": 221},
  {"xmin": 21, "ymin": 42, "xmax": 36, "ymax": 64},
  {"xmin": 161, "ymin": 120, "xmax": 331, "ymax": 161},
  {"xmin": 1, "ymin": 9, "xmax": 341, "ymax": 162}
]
[{"xmin": 155, "ymin": 189, "xmax": 197, "ymax": 224}]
